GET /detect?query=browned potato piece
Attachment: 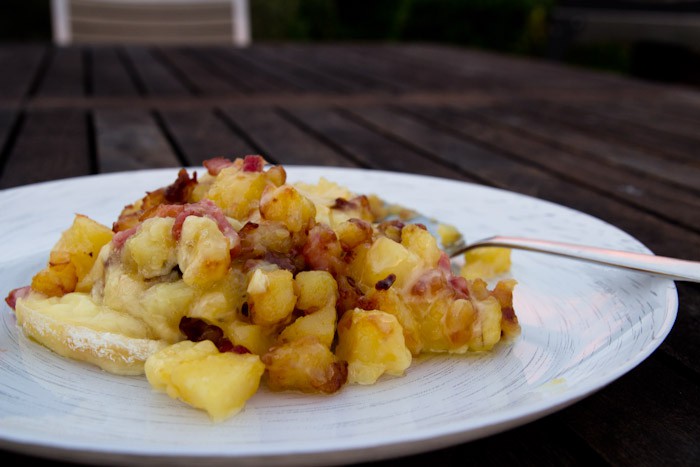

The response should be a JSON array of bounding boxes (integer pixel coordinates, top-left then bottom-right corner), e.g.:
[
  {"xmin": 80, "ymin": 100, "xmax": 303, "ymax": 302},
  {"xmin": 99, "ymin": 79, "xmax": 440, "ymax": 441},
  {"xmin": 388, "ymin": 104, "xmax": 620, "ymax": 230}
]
[
  {"xmin": 31, "ymin": 214, "xmax": 114, "ymax": 297},
  {"xmin": 260, "ymin": 185, "xmax": 316, "ymax": 233},
  {"xmin": 262, "ymin": 336, "xmax": 347, "ymax": 393},
  {"xmin": 334, "ymin": 218, "xmax": 373, "ymax": 251}
]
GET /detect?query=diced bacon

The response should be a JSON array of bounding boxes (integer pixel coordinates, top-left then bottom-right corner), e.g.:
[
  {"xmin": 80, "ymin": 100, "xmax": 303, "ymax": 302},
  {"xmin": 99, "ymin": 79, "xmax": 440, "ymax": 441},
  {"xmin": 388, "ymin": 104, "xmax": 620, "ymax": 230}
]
[
  {"xmin": 449, "ymin": 276, "xmax": 469, "ymax": 299},
  {"xmin": 302, "ymin": 224, "xmax": 343, "ymax": 273},
  {"xmin": 437, "ymin": 252, "xmax": 452, "ymax": 273},
  {"xmin": 112, "ymin": 226, "xmax": 138, "ymax": 251},
  {"xmin": 230, "ymin": 344, "xmax": 252, "ymax": 354},
  {"xmin": 375, "ymin": 274, "xmax": 396, "ymax": 290},
  {"xmin": 203, "ymin": 157, "xmax": 234, "ymax": 176},
  {"xmin": 171, "ymin": 199, "xmax": 241, "ymax": 258},
  {"xmin": 5, "ymin": 285, "xmax": 31, "ymax": 310},
  {"xmin": 242, "ymin": 155, "xmax": 265, "ymax": 172},
  {"xmin": 164, "ymin": 168, "xmax": 197, "ymax": 204}
]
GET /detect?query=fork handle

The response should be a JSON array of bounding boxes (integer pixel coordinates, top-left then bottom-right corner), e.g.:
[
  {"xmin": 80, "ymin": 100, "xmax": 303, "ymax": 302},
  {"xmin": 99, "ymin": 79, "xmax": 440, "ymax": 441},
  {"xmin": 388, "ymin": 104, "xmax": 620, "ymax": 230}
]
[{"xmin": 462, "ymin": 236, "xmax": 700, "ymax": 283}]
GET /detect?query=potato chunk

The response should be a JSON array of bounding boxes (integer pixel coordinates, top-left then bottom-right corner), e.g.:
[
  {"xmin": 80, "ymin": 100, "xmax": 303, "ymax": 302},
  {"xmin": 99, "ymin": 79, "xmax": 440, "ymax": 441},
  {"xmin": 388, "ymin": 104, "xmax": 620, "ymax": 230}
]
[
  {"xmin": 401, "ymin": 224, "xmax": 441, "ymax": 266},
  {"xmin": 262, "ymin": 336, "xmax": 347, "ymax": 393},
  {"xmin": 247, "ymin": 268, "xmax": 296, "ymax": 326},
  {"xmin": 278, "ymin": 271, "xmax": 337, "ymax": 347},
  {"xmin": 224, "ymin": 321, "xmax": 276, "ymax": 356},
  {"xmin": 145, "ymin": 340, "xmax": 265, "ymax": 421},
  {"xmin": 260, "ymin": 185, "xmax": 316, "ymax": 233},
  {"xmin": 460, "ymin": 247, "xmax": 512, "ymax": 280},
  {"xmin": 335, "ymin": 309, "xmax": 412, "ymax": 385},
  {"xmin": 124, "ymin": 217, "xmax": 177, "ymax": 279},
  {"xmin": 31, "ymin": 214, "xmax": 114, "ymax": 297},
  {"xmin": 177, "ymin": 216, "xmax": 231, "ymax": 288},
  {"xmin": 352, "ymin": 236, "xmax": 421, "ymax": 289},
  {"xmin": 205, "ymin": 167, "xmax": 272, "ymax": 220},
  {"xmin": 294, "ymin": 270, "xmax": 337, "ymax": 312}
]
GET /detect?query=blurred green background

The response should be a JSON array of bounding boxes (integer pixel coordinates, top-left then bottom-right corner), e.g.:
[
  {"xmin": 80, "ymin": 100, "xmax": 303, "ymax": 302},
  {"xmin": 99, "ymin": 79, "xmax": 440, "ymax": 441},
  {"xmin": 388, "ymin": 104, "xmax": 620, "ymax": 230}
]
[{"xmin": 1, "ymin": 0, "xmax": 698, "ymax": 87}]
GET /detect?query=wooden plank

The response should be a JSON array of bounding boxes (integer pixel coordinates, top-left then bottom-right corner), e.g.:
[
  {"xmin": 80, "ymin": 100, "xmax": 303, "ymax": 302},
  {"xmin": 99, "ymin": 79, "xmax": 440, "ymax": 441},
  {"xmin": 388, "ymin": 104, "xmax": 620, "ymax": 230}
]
[
  {"xmin": 323, "ymin": 44, "xmax": 472, "ymax": 92},
  {"xmin": 0, "ymin": 110, "xmax": 91, "ymax": 188},
  {"xmin": 243, "ymin": 46, "xmax": 363, "ymax": 93},
  {"xmin": 36, "ymin": 47, "xmax": 85, "ymax": 98},
  {"xmin": 468, "ymin": 105, "xmax": 700, "ymax": 230},
  {"xmin": 223, "ymin": 47, "xmax": 340, "ymax": 93},
  {"xmin": 276, "ymin": 44, "xmax": 403, "ymax": 94},
  {"xmin": 352, "ymin": 104, "xmax": 700, "ymax": 260},
  {"xmin": 396, "ymin": 43, "xmax": 643, "ymax": 93},
  {"xmin": 196, "ymin": 47, "xmax": 297, "ymax": 94},
  {"xmin": 578, "ymin": 100, "xmax": 700, "ymax": 142},
  {"xmin": 122, "ymin": 46, "xmax": 190, "ymax": 96},
  {"xmin": 158, "ymin": 109, "xmax": 257, "ymax": 166},
  {"xmin": 156, "ymin": 47, "xmax": 242, "ymax": 96},
  {"xmin": 283, "ymin": 106, "xmax": 471, "ymax": 180},
  {"xmin": 336, "ymin": 105, "xmax": 521, "ymax": 187},
  {"xmin": 220, "ymin": 106, "xmax": 356, "ymax": 167},
  {"xmin": 481, "ymin": 102, "xmax": 700, "ymax": 192},
  {"xmin": 532, "ymin": 101, "xmax": 700, "ymax": 164},
  {"xmin": 0, "ymin": 109, "xmax": 20, "ymax": 164},
  {"xmin": 338, "ymin": 44, "xmax": 483, "ymax": 92},
  {"xmin": 91, "ymin": 46, "xmax": 140, "ymax": 97},
  {"xmin": 94, "ymin": 109, "xmax": 180, "ymax": 172},
  {"xmin": 0, "ymin": 45, "xmax": 46, "ymax": 99}
]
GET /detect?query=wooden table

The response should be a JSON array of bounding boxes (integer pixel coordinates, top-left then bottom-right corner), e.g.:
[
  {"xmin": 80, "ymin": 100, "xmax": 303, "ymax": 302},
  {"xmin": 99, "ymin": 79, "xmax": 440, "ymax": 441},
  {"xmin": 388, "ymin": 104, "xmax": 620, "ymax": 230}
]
[{"xmin": 0, "ymin": 42, "xmax": 698, "ymax": 466}]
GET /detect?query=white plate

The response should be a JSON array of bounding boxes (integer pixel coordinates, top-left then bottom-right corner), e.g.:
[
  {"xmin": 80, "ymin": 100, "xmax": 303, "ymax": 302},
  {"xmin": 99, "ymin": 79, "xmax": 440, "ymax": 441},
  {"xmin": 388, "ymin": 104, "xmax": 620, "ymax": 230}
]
[{"xmin": 0, "ymin": 167, "xmax": 677, "ymax": 466}]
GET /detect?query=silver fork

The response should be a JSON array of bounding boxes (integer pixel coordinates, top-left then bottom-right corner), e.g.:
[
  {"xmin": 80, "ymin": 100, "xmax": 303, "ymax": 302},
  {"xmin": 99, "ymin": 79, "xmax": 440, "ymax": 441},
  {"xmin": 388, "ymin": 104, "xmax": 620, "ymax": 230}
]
[{"xmin": 445, "ymin": 235, "xmax": 700, "ymax": 283}]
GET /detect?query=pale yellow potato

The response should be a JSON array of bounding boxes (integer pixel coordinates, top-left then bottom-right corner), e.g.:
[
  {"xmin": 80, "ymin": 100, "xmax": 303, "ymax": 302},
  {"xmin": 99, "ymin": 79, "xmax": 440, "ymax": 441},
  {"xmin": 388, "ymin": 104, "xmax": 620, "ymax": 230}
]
[
  {"xmin": 369, "ymin": 288, "xmax": 422, "ymax": 355},
  {"xmin": 401, "ymin": 224, "xmax": 441, "ymax": 266},
  {"xmin": 460, "ymin": 247, "xmax": 512, "ymax": 280},
  {"xmin": 145, "ymin": 340, "xmax": 265, "ymax": 421},
  {"xmin": 279, "ymin": 305, "xmax": 336, "ymax": 348},
  {"xmin": 224, "ymin": 321, "xmax": 277, "ymax": 356},
  {"xmin": 177, "ymin": 216, "xmax": 231, "ymax": 288},
  {"xmin": 436, "ymin": 223, "xmax": 462, "ymax": 247},
  {"xmin": 469, "ymin": 296, "xmax": 503, "ymax": 351},
  {"xmin": 124, "ymin": 217, "xmax": 177, "ymax": 279},
  {"xmin": 139, "ymin": 281, "xmax": 197, "ymax": 342},
  {"xmin": 247, "ymin": 268, "xmax": 296, "ymax": 326},
  {"xmin": 294, "ymin": 270, "xmax": 337, "ymax": 312},
  {"xmin": 351, "ymin": 236, "xmax": 421, "ymax": 289},
  {"xmin": 145, "ymin": 340, "xmax": 219, "ymax": 392},
  {"xmin": 335, "ymin": 308, "xmax": 412, "ymax": 385},
  {"xmin": 293, "ymin": 177, "xmax": 355, "ymax": 225}
]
